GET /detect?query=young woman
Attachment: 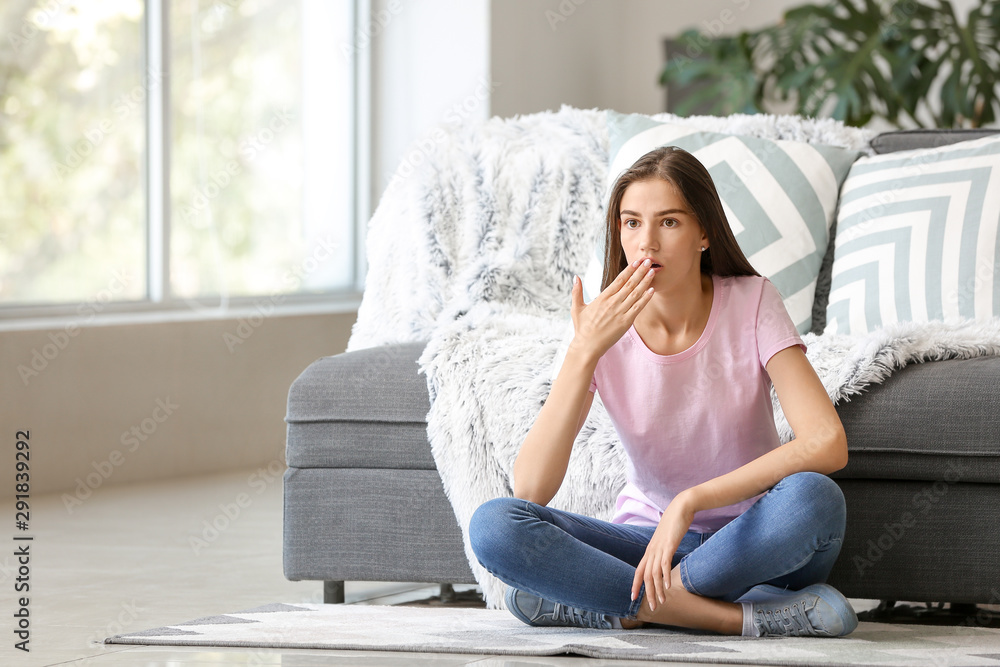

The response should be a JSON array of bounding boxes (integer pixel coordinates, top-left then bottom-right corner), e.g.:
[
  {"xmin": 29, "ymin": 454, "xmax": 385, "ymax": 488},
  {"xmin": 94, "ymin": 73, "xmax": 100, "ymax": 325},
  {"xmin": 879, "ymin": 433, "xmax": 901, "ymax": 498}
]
[{"xmin": 468, "ymin": 146, "xmax": 857, "ymax": 638}]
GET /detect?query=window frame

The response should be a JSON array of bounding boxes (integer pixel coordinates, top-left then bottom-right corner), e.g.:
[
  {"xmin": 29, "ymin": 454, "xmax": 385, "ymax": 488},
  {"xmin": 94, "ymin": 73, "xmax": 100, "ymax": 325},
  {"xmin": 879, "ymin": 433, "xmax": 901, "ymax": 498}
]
[{"xmin": 0, "ymin": 0, "xmax": 367, "ymax": 328}]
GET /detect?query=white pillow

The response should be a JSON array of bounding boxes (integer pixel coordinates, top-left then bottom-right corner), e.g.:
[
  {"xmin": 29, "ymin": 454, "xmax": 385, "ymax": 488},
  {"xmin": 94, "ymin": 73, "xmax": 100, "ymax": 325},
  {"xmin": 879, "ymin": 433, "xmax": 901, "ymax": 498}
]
[{"xmin": 826, "ymin": 134, "xmax": 1000, "ymax": 335}]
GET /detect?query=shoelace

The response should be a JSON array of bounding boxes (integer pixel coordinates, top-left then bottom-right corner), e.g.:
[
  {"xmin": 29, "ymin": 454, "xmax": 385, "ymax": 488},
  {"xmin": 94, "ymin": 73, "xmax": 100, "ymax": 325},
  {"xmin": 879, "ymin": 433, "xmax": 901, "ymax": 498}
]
[
  {"xmin": 754, "ymin": 600, "xmax": 813, "ymax": 636},
  {"xmin": 551, "ymin": 602, "xmax": 612, "ymax": 629}
]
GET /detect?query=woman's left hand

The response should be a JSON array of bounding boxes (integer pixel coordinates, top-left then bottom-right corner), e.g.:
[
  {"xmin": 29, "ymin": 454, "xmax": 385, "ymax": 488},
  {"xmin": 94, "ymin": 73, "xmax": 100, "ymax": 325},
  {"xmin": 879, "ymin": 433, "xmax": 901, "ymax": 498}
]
[{"xmin": 630, "ymin": 492, "xmax": 697, "ymax": 611}]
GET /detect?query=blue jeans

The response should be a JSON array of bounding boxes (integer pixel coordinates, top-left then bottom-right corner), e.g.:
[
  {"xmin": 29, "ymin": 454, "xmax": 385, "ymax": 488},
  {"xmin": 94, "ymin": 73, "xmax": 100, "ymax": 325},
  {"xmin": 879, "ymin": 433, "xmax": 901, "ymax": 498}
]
[{"xmin": 469, "ymin": 471, "xmax": 846, "ymax": 619}]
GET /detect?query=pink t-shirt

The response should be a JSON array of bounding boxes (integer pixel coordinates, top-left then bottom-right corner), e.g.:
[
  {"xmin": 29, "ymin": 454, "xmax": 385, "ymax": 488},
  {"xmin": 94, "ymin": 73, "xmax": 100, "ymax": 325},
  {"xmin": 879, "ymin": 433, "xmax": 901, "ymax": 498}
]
[{"xmin": 589, "ymin": 274, "xmax": 806, "ymax": 532}]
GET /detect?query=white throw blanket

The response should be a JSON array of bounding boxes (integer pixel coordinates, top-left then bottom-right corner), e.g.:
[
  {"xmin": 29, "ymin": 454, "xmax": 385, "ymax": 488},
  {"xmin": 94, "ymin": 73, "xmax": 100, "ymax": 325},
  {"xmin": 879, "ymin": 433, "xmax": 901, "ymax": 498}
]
[{"xmin": 345, "ymin": 106, "xmax": 1000, "ymax": 609}]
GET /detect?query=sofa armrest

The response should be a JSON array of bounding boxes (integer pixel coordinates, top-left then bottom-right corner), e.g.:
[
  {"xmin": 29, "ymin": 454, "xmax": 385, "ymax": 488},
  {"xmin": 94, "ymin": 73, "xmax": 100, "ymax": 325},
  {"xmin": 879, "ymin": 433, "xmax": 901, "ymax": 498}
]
[{"xmin": 286, "ymin": 342, "xmax": 431, "ymax": 424}]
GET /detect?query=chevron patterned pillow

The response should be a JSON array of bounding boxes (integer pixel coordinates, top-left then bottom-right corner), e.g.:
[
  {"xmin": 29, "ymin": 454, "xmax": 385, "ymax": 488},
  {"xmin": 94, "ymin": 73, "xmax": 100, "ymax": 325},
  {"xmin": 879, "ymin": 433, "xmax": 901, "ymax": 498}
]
[
  {"xmin": 825, "ymin": 134, "xmax": 1000, "ymax": 335},
  {"xmin": 588, "ymin": 112, "xmax": 861, "ymax": 335}
]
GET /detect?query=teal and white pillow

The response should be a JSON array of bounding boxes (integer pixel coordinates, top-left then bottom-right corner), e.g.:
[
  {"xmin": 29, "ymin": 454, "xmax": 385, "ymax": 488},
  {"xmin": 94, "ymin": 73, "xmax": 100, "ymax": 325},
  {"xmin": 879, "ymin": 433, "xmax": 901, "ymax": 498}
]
[
  {"xmin": 586, "ymin": 111, "xmax": 861, "ymax": 335},
  {"xmin": 826, "ymin": 134, "xmax": 1000, "ymax": 335}
]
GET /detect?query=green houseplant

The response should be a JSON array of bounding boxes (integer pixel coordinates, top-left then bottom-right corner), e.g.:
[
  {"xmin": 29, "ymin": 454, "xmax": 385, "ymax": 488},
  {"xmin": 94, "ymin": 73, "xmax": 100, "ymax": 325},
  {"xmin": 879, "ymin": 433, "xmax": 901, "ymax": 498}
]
[{"xmin": 661, "ymin": 0, "xmax": 1000, "ymax": 128}]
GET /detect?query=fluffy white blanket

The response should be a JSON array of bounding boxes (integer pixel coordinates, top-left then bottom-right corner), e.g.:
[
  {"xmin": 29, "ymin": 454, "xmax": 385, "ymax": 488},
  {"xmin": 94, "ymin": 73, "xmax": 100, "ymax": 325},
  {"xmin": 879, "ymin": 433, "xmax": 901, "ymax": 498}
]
[{"xmin": 345, "ymin": 106, "xmax": 1000, "ymax": 609}]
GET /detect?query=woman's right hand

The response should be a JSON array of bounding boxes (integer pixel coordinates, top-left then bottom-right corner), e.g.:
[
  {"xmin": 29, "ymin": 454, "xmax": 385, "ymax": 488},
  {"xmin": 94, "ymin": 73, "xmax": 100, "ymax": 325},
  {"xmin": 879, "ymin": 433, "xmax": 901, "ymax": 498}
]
[{"xmin": 570, "ymin": 260, "xmax": 656, "ymax": 358}]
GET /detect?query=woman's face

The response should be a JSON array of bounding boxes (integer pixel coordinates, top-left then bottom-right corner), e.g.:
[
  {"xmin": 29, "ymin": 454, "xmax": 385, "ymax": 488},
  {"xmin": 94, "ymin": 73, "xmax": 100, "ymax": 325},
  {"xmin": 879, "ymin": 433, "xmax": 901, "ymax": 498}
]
[{"xmin": 618, "ymin": 178, "xmax": 708, "ymax": 283}]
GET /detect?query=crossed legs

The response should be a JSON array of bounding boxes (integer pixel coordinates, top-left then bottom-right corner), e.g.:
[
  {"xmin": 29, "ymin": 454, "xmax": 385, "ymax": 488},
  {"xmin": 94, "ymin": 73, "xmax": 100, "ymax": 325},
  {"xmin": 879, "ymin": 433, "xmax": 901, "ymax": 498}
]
[{"xmin": 469, "ymin": 472, "xmax": 847, "ymax": 634}]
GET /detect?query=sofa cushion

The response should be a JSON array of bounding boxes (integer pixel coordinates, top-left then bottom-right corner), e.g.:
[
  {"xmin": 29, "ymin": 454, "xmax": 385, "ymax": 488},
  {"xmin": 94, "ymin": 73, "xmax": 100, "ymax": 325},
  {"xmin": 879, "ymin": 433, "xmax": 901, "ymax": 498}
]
[
  {"xmin": 286, "ymin": 342, "xmax": 430, "ymax": 423},
  {"xmin": 285, "ymin": 342, "xmax": 434, "ymax": 469},
  {"xmin": 825, "ymin": 134, "xmax": 1000, "ymax": 334},
  {"xmin": 832, "ymin": 355, "xmax": 1000, "ymax": 484}
]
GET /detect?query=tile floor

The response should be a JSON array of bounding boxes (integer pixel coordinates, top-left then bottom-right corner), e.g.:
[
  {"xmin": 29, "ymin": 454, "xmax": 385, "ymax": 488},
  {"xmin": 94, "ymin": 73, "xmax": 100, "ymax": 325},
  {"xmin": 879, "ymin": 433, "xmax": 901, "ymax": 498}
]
[{"xmin": 4, "ymin": 467, "xmax": 886, "ymax": 667}]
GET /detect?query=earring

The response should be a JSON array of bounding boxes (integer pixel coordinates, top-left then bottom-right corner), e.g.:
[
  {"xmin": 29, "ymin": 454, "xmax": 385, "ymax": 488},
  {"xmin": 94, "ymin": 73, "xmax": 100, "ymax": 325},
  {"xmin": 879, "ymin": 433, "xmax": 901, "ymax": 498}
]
[{"xmin": 700, "ymin": 247, "xmax": 706, "ymax": 252}]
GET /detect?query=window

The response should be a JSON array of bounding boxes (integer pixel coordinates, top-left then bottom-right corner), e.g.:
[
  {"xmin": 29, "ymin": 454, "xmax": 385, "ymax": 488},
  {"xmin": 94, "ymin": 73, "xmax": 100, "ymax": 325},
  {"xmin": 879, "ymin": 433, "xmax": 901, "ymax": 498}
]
[{"xmin": 0, "ymin": 0, "xmax": 359, "ymax": 315}]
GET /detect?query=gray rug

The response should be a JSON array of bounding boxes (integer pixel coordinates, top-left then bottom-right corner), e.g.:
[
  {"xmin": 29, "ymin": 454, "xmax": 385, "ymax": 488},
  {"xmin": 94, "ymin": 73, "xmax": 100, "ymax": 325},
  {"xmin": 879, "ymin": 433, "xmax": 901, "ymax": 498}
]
[{"xmin": 104, "ymin": 602, "xmax": 1000, "ymax": 665}]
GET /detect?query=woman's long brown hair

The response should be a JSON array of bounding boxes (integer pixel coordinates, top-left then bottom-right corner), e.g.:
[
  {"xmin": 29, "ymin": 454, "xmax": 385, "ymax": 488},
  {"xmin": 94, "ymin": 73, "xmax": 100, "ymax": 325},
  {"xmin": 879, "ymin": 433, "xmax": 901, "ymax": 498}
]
[{"xmin": 601, "ymin": 146, "xmax": 760, "ymax": 291}]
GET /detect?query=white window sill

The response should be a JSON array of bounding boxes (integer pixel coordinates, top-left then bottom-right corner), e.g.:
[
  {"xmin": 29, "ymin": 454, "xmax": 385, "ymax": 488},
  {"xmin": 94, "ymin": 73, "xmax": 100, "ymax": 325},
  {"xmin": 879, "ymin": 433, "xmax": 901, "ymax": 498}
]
[{"xmin": 0, "ymin": 291, "xmax": 363, "ymax": 332}]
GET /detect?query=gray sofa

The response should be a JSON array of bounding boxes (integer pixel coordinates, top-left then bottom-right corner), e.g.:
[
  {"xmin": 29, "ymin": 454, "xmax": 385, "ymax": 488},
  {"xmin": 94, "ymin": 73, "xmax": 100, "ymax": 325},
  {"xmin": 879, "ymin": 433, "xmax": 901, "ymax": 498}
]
[{"xmin": 283, "ymin": 128, "xmax": 1000, "ymax": 615}]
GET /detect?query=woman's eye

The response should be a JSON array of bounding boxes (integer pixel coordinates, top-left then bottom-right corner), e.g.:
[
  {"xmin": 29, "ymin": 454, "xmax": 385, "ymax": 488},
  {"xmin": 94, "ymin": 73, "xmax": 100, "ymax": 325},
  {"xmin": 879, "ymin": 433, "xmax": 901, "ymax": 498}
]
[
  {"xmin": 625, "ymin": 219, "xmax": 639, "ymax": 229},
  {"xmin": 663, "ymin": 219, "xmax": 677, "ymax": 227}
]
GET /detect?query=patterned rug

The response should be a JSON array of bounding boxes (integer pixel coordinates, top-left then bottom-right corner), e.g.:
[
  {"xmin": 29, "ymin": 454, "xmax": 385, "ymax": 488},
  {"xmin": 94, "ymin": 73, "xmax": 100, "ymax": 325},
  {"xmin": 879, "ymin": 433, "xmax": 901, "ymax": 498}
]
[{"xmin": 104, "ymin": 603, "xmax": 1000, "ymax": 665}]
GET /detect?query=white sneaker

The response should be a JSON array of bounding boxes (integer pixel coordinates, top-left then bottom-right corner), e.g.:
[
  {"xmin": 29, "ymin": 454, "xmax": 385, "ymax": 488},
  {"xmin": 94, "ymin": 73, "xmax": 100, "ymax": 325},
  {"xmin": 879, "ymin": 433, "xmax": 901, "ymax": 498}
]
[
  {"xmin": 504, "ymin": 586, "xmax": 614, "ymax": 629},
  {"xmin": 738, "ymin": 583, "xmax": 858, "ymax": 637}
]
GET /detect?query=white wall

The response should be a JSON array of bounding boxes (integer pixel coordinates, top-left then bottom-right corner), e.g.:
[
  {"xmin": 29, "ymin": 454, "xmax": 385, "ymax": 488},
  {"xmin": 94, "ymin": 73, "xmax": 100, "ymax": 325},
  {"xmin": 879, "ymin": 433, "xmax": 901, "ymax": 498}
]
[{"xmin": 370, "ymin": 0, "xmax": 491, "ymax": 201}]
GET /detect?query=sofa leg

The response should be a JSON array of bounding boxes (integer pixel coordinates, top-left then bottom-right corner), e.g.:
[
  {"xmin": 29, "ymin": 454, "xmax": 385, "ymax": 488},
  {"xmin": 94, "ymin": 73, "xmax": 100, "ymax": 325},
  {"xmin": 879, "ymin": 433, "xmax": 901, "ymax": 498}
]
[
  {"xmin": 440, "ymin": 583, "xmax": 455, "ymax": 603},
  {"xmin": 324, "ymin": 580, "xmax": 345, "ymax": 604}
]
